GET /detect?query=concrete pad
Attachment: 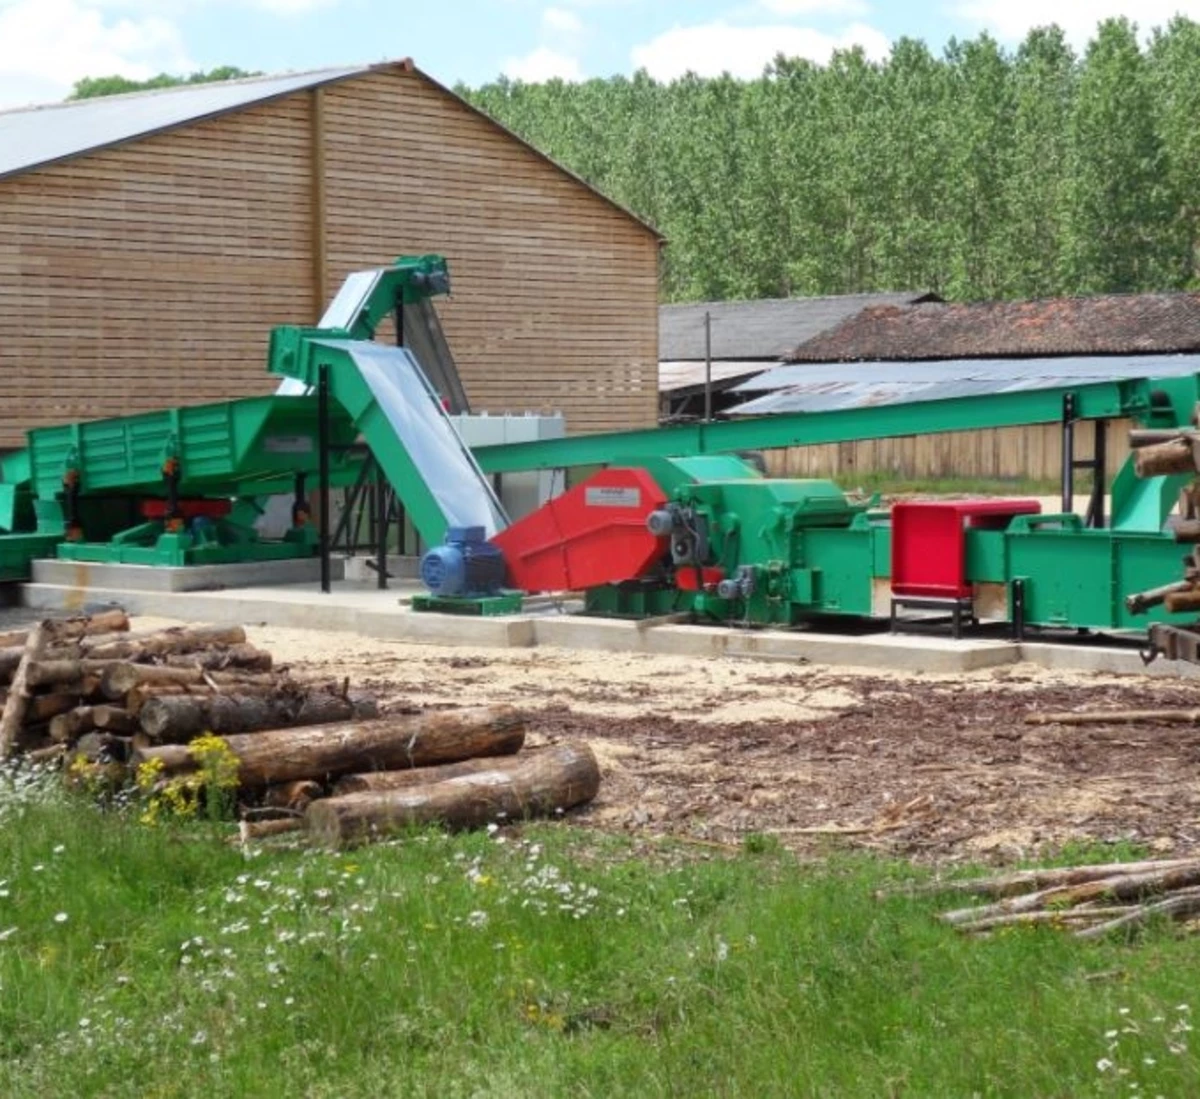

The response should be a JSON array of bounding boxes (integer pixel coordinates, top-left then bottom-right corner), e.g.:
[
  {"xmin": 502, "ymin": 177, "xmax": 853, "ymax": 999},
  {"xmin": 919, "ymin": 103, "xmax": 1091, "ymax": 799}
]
[
  {"xmin": 532, "ymin": 616, "xmax": 1020, "ymax": 672},
  {"xmin": 341, "ymin": 555, "xmax": 420, "ymax": 583},
  {"xmin": 1019, "ymin": 641, "xmax": 1200, "ymax": 679},
  {"xmin": 31, "ymin": 557, "xmax": 343, "ymax": 593},
  {"xmin": 20, "ymin": 572, "xmax": 1197, "ymax": 677}
]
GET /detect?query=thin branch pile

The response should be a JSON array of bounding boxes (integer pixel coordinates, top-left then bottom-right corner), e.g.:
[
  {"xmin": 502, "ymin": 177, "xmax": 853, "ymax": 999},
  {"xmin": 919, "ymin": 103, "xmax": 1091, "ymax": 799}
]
[{"xmin": 931, "ymin": 858, "xmax": 1200, "ymax": 939}]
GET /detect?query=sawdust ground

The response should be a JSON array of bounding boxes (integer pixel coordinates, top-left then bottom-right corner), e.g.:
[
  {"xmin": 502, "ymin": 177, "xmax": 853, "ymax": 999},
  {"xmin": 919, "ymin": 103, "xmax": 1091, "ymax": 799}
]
[{"xmin": 138, "ymin": 617, "xmax": 1200, "ymax": 865}]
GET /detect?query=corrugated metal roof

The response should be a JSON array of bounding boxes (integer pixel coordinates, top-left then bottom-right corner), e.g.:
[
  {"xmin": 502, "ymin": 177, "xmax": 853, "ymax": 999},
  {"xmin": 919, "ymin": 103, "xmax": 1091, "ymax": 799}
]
[
  {"xmin": 660, "ymin": 291, "xmax": 937, "ymax": 362},
  {"xmin": 659, "ymin": 360, "xmax": 766, "ymax": 394},
  {"xmin": 0, "ymin": 64, "xmax": 372, "ymax": 180},
  {"xmin": 725, "ymin": 354, "xmax": 1200, "ymax": 416}
]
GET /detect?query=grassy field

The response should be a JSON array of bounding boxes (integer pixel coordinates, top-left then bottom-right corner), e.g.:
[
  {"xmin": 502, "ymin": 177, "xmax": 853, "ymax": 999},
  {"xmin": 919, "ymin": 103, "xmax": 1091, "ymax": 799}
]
[{"xmin": 2, "ymin": 765, "xmax": 1198, "ymax": 1098}]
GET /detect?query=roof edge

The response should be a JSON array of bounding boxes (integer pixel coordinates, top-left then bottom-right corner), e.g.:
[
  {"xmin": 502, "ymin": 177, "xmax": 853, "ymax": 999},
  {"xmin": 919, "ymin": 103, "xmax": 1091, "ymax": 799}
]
[
  {"xmin": 0, "ymin": 64, "xmax": 374, "ymax": 185},
  {"xmin": 408, "ymin": 64, "xmax": 664, "ymax": 243}
]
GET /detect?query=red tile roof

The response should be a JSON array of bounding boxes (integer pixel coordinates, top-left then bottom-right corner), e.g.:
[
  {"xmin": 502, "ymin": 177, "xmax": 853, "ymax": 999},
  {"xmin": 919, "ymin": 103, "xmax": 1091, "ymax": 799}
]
[{"xmin": 787, "ymin": 292, "xmax": 1200, "ymax": 362}]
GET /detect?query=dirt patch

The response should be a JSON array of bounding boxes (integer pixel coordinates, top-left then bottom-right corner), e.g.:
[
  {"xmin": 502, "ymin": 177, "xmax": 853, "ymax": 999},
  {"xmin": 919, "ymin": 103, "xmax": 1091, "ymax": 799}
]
[{"xmin": 165, "ymin": 620, "xmax": 1200, "ymax": 864}]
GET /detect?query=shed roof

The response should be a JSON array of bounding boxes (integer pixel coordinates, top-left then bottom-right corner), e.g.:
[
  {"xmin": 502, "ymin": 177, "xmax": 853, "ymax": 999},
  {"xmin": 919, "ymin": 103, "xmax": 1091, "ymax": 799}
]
[
  {"xmin": 660, "ymin": 292, "xmax": 936, "ymax": 362},
  {"xmin": 726, "ymin": 353, "xmax": 1200, "ymax": 416},
  {"xmin": 0, "ymin": 60, "xmax": 663, "ymax": 239},
  {"xmin": 788, "ymin": 293, "xmax": 1200, "ymax": 363}
]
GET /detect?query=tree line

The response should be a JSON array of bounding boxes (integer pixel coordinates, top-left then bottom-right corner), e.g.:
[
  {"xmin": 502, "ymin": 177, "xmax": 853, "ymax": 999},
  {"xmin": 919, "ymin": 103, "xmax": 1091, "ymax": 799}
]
[{"xmin": 463, "ymin": 18, "xmax": 1200, "ymax": 304}]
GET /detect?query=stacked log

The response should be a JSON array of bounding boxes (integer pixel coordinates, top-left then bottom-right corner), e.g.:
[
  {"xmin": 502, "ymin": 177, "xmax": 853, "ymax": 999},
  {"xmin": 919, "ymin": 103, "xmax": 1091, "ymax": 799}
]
[
  {"xmin": 1127, "ymin": 426, "xmax": 1200, "ymax": 618},
  {"xmin": 2, "ymin": 612, "xmax": 599, "ymax": 844}
]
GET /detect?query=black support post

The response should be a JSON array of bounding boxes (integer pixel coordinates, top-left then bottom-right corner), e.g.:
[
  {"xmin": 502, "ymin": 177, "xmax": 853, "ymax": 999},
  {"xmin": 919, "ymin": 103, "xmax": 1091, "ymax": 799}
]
[
  {"xmin": 1087, "ymin": 419, "xmax": 1107, "ymax": 529},
  {"xmin": 1061, "ymin": 393, "xmax": 1076, "ymax": 516},
  {"xmin": 375, "ymin": 468, "xmax": 389, "ymax": 590},
  {"xmin": 318, "ymin": 363, "xmax": 331, "ymax": 594}
]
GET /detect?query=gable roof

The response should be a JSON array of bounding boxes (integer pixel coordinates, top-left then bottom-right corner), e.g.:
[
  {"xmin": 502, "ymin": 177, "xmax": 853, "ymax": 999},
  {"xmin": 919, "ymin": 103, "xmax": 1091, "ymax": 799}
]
[
  {"xmin": 0, "ymin": 64, "xmax": 371, "ymax": 181},
  {"xmin": 660, "ymin": 292, "xmax": 937, "ymax": 362},
  {"xmin": 788, "ymin": 292, "xmax": 1200, "ymax": 363},
  {"xmin": 0, "ymin": 60, "xmax": 662, "ymax": 239}
]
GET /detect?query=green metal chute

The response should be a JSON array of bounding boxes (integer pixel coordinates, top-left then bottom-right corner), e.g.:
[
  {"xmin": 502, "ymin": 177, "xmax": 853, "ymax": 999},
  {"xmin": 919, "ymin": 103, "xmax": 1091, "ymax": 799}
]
[{"xmin": 269, "ymin": 331, "xmax": 507, "ymax": 546}]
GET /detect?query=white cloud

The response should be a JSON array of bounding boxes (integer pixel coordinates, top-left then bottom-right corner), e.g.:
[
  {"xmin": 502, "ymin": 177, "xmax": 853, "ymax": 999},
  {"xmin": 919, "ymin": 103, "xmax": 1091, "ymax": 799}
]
[
  {"xmin": 501, "ymin": 46, "xmax": 584, "ymax": 81},
  {"xmin": 631, "ymin": 20, "xmax": 890, "ymax": 80},
  {"xmin": 949, "ymin": 0, "xmax": 1200, "ymax": 46},
  {"xmin": 761, "ymin": 0, "xmax": 871, "ymax": 15},
  {"xmin": 0, "ymin": 0, "xmax": 194, "ymax": 108},
  {"xmin": 543, "ymin": 5, "xmax": 583, "ymax": 33}
]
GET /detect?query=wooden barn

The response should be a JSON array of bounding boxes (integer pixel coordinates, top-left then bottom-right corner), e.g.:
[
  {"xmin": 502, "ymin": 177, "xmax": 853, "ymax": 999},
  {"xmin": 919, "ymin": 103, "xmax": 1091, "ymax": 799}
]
[{"xmin": 0, "ymin": 60, "xmax": 661, "ymax": 451}]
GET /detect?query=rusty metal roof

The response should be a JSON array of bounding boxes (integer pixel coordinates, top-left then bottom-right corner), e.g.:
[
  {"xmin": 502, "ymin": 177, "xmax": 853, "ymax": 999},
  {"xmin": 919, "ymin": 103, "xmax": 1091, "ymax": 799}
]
[
  {"xmin": 726, "ymin": 354, "xmax": 1200, "ymax": 416},
  {"xmin": 788, "ymin": 294, "xmax": 1200, "ymax": 362}
]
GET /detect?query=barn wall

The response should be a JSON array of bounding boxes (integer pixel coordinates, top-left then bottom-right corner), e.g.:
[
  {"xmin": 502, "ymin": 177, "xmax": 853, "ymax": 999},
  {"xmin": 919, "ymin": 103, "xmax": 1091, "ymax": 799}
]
[
  {"xmin": 318, "ymin": 69, "xmax": 660, "ymax": 436},
  {"xmin": 764, "ymin": 419, "xmax": 1133, "ymax": 485},
  {"xmin": 0, "ymin": 96, "xmax": 314, "ymax": 448},
  {"xmin": 0, "ymin": 68, "xmax": 660, "ymax": 451}
]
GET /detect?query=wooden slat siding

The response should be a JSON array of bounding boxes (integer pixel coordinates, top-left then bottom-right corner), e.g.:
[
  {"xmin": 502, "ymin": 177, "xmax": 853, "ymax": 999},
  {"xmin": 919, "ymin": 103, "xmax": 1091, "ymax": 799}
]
[
  {"xmin": 319, "ymin": 70, "xmax": 659, "ymax": 436},
  {"xmin": 763, "ymin": 420, "xmax": 1135, "ymax": 485},
  {"xmin": 0, "ymin": 69, "xmax": 658, "ymax": 449},
  {"xmin": 0, "ymin": 95, "xmax": 313, "ymax": 447}
]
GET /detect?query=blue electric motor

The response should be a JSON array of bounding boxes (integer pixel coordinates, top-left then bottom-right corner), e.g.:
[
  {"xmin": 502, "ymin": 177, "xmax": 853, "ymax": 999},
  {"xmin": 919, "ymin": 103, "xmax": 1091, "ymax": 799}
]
[{"xmin": 420, "ymin": 526, "xmax": 507, "ymax": 597}]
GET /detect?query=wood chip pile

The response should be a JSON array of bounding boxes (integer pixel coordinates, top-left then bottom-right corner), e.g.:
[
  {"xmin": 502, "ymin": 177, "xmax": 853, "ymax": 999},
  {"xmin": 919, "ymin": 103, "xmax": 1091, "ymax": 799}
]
[{"xmin": 0, "ymin": 612, "xmax": 599, "ymax": 846}]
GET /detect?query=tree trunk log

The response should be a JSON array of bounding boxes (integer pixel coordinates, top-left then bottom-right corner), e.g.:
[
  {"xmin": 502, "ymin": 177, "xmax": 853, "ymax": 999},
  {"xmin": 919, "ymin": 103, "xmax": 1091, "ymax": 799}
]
[
  {"xmin": 263, "ymin": 780, "xmax": 323, "ymax": 812},
  {"xmin": 133, "ymin": 705, "xmax": 526, "ymax": 788},
  {"xmin": 137, "ymin": 690, "xmax": 378, "ymax": 743},
  {"xmin": 50, "ymin": 706, "xmax": 97, "ymax": 743},
  {"xmin": 1026, "ymin": 709, "xmax": 1200, "ymax": 726},
  {"xmin": 28, "ymin": 692, "xmax": 82, "ymax": 722},
  {"xmin": 101, "ymin": 663, "xmax": 277, "ymax": 699},
  {"xmin": 1165, "ymin": 590, "xmax": 1200, "ymax": 614},
  {"xmin": 235, "ymin": 818, "xmax": 306, "ymax": 842},
  {"xmin": 307, "ymin": 742, "xmax": 599, "ymax": 846},
  {"xmin": 84, "ymin": 624, "xmax": 246, "ymax": 662},
  {"xmin": 0, "ymin": 609, "xmax": 128, "ymax": 650},
  {"xmin": 1135, "ymin": 438, "xmax": 1197, "ymax": 477},
  {"xmin": 163, "ymin": 644, "xmax": 272, "ymax": 673},
  {"xmin": 333, "ymin": 756, "xmax": 524, "ymax": 795},
  {"xmin": 92, "ymin": 706, "xmax": 135, "ymax": 733},
  {"xmin": 26, "ymin": 659, "xmax": 119, "ymax": 690},
  {"xmin": 0, "ymin": 623, "xmax": 47, "ymax": 758}
]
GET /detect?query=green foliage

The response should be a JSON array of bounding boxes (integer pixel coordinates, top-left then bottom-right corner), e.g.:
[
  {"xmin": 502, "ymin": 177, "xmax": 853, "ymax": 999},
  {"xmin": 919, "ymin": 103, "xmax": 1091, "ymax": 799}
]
[
  {"xmin": 3, "ymin": 786, "xmax": 1200, "ymax": 1096},
  {"xmin": 69, "ymin": 67, "xmax": 258, "ymax": 101},
  {"xmin": 463, "ymin": 18, "xmax": 1200, "ymax": 303}
]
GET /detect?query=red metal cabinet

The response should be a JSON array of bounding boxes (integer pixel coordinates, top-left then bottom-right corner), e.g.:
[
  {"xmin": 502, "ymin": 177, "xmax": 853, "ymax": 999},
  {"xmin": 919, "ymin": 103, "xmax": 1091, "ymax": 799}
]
[{"xmin": 891, "ymin": 499, "xmax": 1041, "ymax": 599}]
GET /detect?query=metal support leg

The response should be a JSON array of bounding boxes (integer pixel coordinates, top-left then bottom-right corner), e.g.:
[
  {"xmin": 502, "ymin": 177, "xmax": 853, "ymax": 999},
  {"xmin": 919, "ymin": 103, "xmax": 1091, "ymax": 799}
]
[
  {"xmin": 1086, "ymin": 419, "xmax": 1107, "ymax": 529},
  {"xmin": 1011, "ymin": 578, "xmax": 1026, "ymax": 641},
  {"xmin": 1061, "ymin": 394, "xmax": 1076, "ymax": 516},
  {"xmin": 375, "ymin": 468, "xmax": 389, "ymax": 590},
  {"xmin": 318, "ymin": 364, "xmax": 331, "ymax": 594}
]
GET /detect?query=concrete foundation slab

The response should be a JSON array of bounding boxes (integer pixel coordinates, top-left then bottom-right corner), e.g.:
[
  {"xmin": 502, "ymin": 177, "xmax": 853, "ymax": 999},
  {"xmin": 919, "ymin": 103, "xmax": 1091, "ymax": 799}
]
[
  {"xmin": 31, "ymin": 557, "xmax": 343, "ymax": 593},
  {"xmin": 16, "ymin": 575, "xmax": 1193, "ymax": 677}
]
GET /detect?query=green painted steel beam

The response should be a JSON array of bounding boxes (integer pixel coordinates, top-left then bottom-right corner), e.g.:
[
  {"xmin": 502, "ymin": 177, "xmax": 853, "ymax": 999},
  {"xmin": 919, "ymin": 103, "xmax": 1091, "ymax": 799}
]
[{"xmin": 473, "ymin": 375, "xmax": 1199, "ymax": 474}]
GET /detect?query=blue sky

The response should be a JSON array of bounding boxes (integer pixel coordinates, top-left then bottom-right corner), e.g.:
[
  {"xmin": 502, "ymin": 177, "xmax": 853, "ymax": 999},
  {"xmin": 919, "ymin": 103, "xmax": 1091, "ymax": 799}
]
[{"xmin": 0, "ymin": 0, "xmax": 1197, "ymax": 108}]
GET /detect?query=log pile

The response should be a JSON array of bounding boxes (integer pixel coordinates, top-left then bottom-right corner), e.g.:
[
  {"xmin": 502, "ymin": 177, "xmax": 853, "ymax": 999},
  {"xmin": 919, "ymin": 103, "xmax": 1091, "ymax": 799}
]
[
  {"xmin": 4, "ymin": 611, "xmax": 600, "ymax": 845},
  {"xmin": 931, "ymin": 858, "xmax": 1200, "ymax": 938}
]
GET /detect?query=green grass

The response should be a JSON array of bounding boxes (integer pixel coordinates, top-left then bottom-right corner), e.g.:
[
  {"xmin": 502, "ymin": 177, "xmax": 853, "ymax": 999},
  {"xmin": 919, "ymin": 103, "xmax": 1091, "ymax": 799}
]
[{"xmin": 1, "ymin": 772, "xmax": 1198, "ymax": 1098}]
